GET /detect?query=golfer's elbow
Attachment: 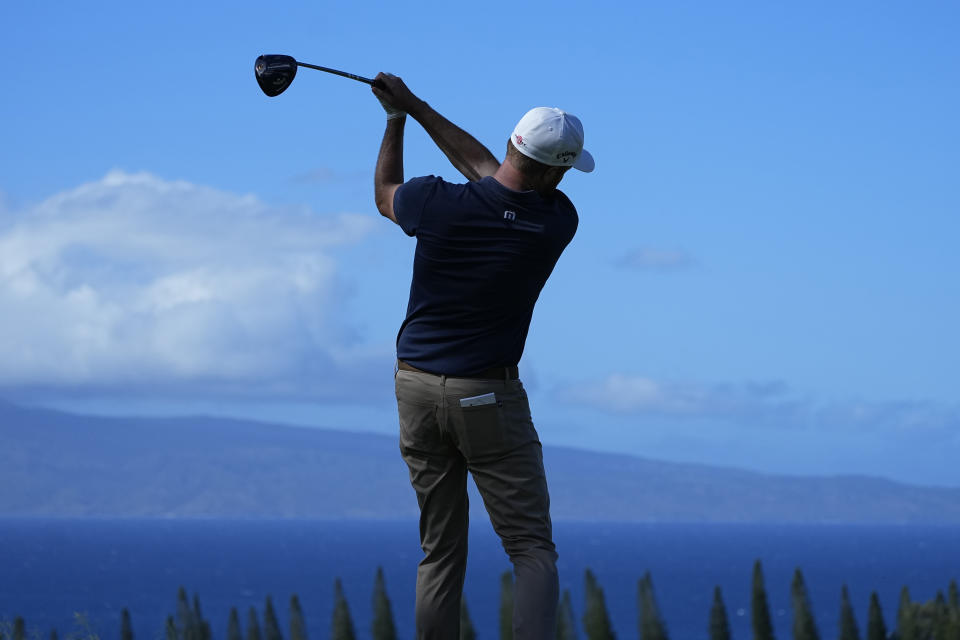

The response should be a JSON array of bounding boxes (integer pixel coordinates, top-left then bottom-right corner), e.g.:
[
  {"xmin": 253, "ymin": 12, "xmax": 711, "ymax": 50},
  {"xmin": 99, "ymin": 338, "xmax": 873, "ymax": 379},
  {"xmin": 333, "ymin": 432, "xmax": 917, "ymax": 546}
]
[
  {"xmin": 375, "ymin": 198, "xmax": 395, "ymax": 222},
  {"xmin": 375, "ymin": 184, "xmax": 399, "ymax": 224}
]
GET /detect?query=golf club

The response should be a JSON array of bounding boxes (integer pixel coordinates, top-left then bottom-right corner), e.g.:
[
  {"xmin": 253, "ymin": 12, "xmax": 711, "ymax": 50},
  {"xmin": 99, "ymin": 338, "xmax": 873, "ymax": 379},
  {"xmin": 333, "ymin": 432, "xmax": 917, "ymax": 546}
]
[{"xmin": 255, "ymin": 54, "xmax": 379, "ymax": 97}]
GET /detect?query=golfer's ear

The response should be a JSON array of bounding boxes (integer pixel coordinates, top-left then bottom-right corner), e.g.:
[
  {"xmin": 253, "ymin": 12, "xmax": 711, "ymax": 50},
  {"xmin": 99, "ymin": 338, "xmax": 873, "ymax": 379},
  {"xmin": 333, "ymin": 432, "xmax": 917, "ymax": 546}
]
[{"xmin": 376, "ymin": 183, "xmax": 400, "ymax": 224}]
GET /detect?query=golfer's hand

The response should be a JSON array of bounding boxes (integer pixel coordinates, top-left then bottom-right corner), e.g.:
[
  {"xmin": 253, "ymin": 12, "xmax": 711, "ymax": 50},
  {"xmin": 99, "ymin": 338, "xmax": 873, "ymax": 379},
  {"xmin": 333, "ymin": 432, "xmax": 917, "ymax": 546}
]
[{"xmin": 372, "ymin": 73, "xmax": 421, "ymax": 118}]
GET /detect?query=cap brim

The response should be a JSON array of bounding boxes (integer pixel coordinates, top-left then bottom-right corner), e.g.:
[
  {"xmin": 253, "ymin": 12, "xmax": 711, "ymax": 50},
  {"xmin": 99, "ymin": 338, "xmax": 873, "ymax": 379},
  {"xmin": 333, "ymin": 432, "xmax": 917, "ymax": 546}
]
[{"xmin": 573, "ymin": 149, "xmax": 595, "ymax": 173}]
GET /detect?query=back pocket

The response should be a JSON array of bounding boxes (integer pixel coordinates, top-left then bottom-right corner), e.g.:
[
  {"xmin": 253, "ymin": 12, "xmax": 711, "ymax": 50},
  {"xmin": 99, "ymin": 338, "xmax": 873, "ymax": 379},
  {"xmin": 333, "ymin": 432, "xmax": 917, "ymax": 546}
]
[{"xmin": 458, "ymin": 396, "xmax": 504, "ymax": 459}]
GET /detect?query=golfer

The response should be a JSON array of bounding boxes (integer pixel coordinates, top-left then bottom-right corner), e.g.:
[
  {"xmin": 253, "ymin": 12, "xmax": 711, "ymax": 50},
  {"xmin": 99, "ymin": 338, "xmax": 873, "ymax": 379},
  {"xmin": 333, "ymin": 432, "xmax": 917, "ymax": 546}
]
[{"xmin": 372, "ymin": 72, "xmax": 593, "ymax": 640}]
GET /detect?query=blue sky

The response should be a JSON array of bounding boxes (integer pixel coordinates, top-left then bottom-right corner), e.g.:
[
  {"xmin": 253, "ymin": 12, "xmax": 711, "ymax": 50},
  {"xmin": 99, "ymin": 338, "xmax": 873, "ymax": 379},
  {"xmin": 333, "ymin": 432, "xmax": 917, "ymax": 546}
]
[{"xmin": 2, "ymin": 2, "xmax": 958, "ymax": 486}]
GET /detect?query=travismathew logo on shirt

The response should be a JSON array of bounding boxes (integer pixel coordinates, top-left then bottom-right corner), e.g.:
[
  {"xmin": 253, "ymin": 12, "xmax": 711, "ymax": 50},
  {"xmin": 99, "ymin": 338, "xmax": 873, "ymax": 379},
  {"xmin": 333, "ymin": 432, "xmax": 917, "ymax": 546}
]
[{"xmin": 503, "ymin": 210, "xmax": 544, "ymax": 233}]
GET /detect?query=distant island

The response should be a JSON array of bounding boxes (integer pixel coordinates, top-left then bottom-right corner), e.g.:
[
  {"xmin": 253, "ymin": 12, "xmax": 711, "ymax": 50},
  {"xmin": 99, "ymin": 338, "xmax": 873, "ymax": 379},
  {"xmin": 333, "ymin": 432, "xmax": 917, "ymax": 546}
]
[{"xmin": 2, "ymin": 399, "xmax": 959, "ymax": 523}]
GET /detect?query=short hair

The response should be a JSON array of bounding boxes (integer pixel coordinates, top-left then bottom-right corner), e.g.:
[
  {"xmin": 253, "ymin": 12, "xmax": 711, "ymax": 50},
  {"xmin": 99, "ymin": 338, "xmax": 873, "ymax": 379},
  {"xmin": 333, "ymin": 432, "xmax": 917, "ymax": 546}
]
[{"xmin": 505, "ymin": 139, "xmax": 552, "ymax": 178}]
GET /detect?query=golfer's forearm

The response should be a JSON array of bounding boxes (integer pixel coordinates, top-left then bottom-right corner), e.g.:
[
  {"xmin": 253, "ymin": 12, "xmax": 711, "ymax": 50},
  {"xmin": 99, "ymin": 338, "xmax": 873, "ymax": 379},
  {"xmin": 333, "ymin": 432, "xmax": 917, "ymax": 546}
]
[
  {"xmin": 408, "ymin": 100, "xmax": 499, "ymax": 181},
  {"xmin": 375, "ymin": 118, "xmax": 405, "ymax": 221}
]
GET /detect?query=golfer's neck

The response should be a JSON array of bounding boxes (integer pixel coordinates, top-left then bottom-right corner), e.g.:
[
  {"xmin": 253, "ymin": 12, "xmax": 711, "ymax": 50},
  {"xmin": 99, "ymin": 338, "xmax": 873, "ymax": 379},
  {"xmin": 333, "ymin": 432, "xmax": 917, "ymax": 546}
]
[{"xmin": 492, "ymin": 163, "xmax": 554, "ymax": 198}]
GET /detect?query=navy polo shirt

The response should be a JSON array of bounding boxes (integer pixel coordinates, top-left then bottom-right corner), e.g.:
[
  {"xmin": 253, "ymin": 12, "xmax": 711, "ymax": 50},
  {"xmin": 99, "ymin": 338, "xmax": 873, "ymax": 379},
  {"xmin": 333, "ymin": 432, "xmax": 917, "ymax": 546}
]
[{"xmin": 393, "ymin": 175, "xmax": 578, "ymax": 376}]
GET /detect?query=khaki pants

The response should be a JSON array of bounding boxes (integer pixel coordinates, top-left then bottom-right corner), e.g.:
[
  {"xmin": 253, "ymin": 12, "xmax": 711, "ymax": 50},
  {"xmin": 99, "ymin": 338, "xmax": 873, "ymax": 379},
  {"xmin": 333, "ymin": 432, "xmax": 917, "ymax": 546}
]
[{"xmin": 395, "ymin": 367, "xmax": 558, "ymax": 640}]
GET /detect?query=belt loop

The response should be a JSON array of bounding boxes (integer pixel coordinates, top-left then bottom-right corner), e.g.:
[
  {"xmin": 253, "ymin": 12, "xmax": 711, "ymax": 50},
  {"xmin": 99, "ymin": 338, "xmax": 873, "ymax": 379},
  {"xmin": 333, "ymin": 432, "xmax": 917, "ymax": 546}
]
[{"xmin": 439, "ymin": 374, "xmax": 447, "ymax": 430}]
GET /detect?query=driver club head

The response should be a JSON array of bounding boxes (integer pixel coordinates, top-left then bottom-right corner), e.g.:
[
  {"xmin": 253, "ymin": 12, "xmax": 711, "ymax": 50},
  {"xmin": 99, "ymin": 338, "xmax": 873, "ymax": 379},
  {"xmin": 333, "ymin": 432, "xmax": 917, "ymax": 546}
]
[{"xmin": 255, "ymin": 55, "xmax": 298, "ymax": 97}]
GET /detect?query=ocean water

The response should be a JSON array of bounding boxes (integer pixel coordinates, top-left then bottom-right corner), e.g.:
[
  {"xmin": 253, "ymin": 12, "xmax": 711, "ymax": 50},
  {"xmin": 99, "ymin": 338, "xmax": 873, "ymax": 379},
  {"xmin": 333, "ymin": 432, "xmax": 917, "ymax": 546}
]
[{"xmin": 1, "ymin": 519, "xmax": 958, "ymax": 640}]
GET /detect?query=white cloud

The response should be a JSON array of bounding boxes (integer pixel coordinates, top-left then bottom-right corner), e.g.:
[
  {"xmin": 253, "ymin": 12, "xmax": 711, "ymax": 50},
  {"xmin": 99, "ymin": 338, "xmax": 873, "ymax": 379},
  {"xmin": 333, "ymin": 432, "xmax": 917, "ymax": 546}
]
[
  {"xmin": 0, "ymin": 171, "xmax": 383, "ymax": 399},
  {"xmin": 562, "ymin": 374, "xmax": 793, "ymax": 417},
  {"xmin": 560, "ymin": 373, "xmax": 958, "ymax": 435},
  {"xmin": 614, "ymin": 247, "xmax": 696, "ymax": 271},
  {"xmin": 293, "ymin": 167, "xmax": 369, "ymax": 185}
]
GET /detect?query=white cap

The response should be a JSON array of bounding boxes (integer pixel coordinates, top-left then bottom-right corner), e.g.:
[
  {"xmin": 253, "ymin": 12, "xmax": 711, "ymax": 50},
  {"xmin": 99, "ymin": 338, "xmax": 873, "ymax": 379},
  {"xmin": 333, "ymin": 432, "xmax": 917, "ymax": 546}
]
[{"xmin": 510, "ymin": 107, "xmax": 594, "ymax": 173}]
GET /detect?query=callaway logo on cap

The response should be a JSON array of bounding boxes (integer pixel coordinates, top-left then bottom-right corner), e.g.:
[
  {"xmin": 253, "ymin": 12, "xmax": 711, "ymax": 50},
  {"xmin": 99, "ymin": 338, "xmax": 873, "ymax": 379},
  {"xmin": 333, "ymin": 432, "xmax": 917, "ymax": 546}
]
[{"xmin": 510, "ymin": 107, "xmax": 595, "ymax": 173}]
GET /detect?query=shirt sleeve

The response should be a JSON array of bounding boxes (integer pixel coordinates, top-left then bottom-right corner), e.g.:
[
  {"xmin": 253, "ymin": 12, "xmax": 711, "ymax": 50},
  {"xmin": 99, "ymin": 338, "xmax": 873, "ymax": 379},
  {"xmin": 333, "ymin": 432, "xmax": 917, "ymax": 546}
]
[
  {"xmin": 393, "ymin": 175, "xmax": 442, "ymax": 237},
  {"xmin": 554, "ymin": 189, "xmax": 580, "ymax": 247}
]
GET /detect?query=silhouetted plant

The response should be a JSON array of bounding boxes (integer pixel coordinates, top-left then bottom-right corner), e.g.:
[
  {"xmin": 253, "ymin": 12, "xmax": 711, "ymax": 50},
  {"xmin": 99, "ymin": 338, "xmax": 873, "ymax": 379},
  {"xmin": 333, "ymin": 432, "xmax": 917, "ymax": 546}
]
[
  {"xmin": 838, "ymin": 585, "xmax": 860, "ymax": 640},
  {"xmin": 165, "ymin": 617, "xmax": 177, "ymax": 640},
  {"xmin": 331, "ymin": 578, "xmax": 356, "ymax": 640},
  {"xmin": 947, "ymin": 582, "xmax": 960, "ymax": 640},
  {"xmin": 583, "ymin": 569, "xmax": 615, "ymax": 639},
  {"xmin": 171, "ymin": 588, "xmax": 209, "ymax": 640},
  {"xmin": 866, "ymin": 592, "xmax": 887, "ymax": 640},
  {"xmin": 12, "ymin": 619, "xmax": 25, "ymax": 640},
  {"xmin": 898, "ymin": 586, "xmax": 919, "ymax": 640},
  {"xmin": 371, "ymin": 567, "xmax": 397, "ymax": 640},
  {"xmin": 245, "ymin": 608, "xmax": 262, "ymax": 640},
  {"xmin": 638, "ymin": 572, "xmax": 667, "ymax": 640},
  {"xmin": 50, "ymin": 629, "xmax": 58, "ymax": 640},
  {"xmin": 709, "ymin": 586, "xmax": 731, "ymax": 640},
  {"xmin": 263, "ymin": 596, "xmax": 282, "ymax": 640},
  {"xmin": 791, "ymin": 569, "xmax": 820, "ymax": 640},
  {"xmin": 895, "ymin": 588, "xmax": 960, "ymax": 640},
  {"xmin": 289, "ymin": 595, "xmax": 308, "ymax": 640},
  {"xmin": 227, "ymin": 608, "xmax": 242, "ymax": 640},
  {"xmin": 120, "ymin": 608, "xmax": 134, "ymax": 640},
  {"xmin": 752, "ymin": 560, "xmax": 776, "ymax": 640},
  {"xmin": 460, "ymin": 599, "xmax": 477, "ymax": 640},
  {"xmin": 557, "ymin": 589, "xmax": 578, "ymax": 640},
  {"xmin": 932, "ymin": 592, "xmax": 950, "ymax": 640},
  {"xmin": 174, "ymin": 590, "xmax": 189, "ymax": 639},
  {"xmin": 193, "ymin": 596, "xmax": 211, "ymax": 640},
  {"xmin": 175, "ymin": 588, "xmax": 194, "ymax": 640},
  {"xmin": 500, "ymin": 571, "xmax": 515, "ymax": 640}
]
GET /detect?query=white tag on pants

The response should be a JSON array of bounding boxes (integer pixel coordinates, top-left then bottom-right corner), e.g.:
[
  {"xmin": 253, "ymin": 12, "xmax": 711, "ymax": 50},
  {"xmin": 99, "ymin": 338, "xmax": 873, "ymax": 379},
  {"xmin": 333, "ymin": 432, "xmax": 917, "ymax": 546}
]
[{"xmin": 459, "ymin": 392, "xmax": 497, "ymax": 408}]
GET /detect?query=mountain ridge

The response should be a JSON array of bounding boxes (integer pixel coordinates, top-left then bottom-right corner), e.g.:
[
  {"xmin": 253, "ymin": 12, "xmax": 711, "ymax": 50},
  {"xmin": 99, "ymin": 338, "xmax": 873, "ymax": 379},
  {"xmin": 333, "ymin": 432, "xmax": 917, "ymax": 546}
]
[{"xmin": 2, "ymin": 400, "xmax": 958, "ymax": 523}]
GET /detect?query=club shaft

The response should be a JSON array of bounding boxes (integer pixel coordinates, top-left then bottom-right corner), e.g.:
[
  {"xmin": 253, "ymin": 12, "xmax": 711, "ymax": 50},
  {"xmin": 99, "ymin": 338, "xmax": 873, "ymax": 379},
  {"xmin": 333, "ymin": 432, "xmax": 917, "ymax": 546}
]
[{"xmin": 296, "ymin": 61, "xmax": 374, "ymax": 85}]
